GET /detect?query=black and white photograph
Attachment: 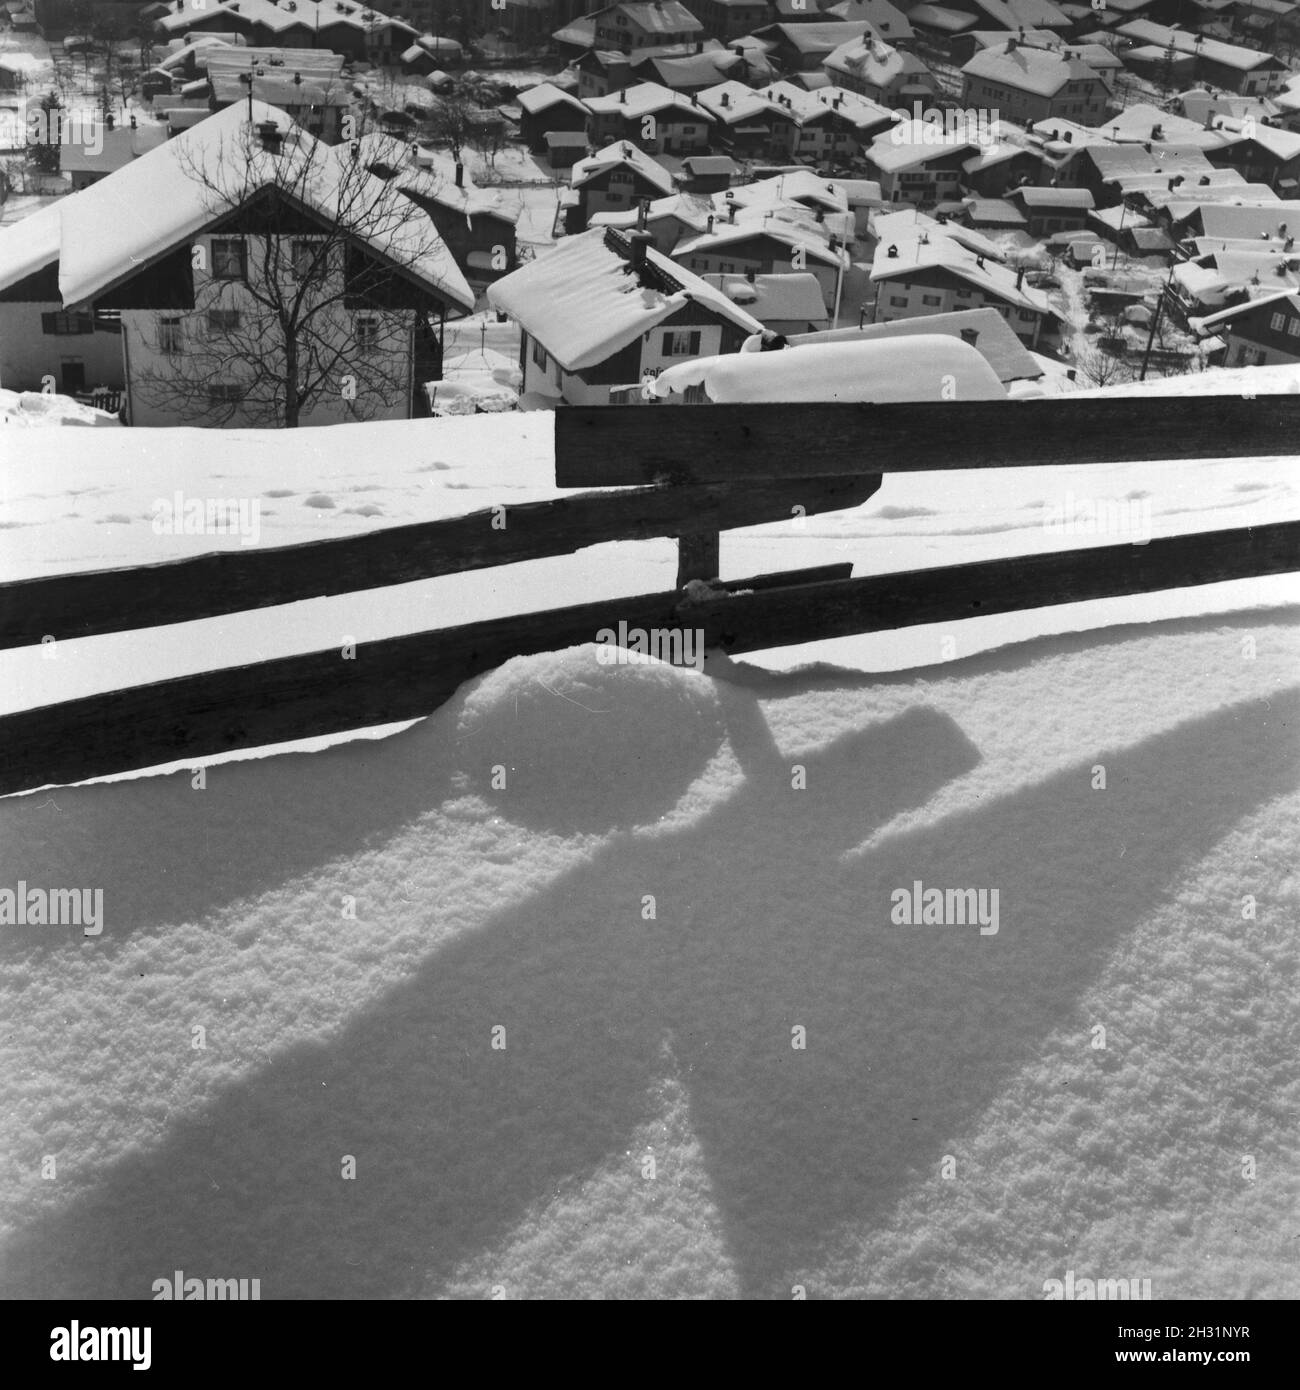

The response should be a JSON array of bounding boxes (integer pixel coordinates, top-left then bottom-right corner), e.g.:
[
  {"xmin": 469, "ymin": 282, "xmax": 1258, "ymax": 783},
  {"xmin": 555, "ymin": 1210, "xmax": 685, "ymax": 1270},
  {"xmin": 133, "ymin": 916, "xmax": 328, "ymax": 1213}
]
[{"xmin": 0, "ymin": 0, "xmax": 1296, "ymax": 1331}]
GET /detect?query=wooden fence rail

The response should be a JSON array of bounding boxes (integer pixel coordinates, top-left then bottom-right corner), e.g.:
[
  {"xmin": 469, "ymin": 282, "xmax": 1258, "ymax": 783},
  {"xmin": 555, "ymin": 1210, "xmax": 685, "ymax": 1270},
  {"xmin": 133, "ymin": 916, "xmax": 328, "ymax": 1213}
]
[
  {"xmin": 0, "ymin": 518, "xmax": 1295, "ymax": 798},
  {"xmin": 2, "ymin": 399, "xmax": 1298, "ymax": 796}
]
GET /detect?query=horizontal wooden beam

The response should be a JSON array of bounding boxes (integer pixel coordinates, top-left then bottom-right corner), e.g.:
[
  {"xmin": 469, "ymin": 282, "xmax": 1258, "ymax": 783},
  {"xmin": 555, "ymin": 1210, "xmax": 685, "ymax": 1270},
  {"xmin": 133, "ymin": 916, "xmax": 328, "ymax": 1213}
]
[
  {"xmin": 0, "ymin": 475, "xmax": 880, "ymax": 650},
  {"xmin": 1, "ymin": 520, "xmax": 1292, "ymax": 798},
  {"xmin": 554, "ymin": 397, "xmax": 1300, "ymax": 487}
]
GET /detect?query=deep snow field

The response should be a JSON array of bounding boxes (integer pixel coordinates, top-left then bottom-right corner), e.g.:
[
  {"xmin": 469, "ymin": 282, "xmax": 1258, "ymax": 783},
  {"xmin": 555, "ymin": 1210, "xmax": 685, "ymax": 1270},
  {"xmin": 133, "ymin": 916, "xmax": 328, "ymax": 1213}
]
[{"xmin": 1, "ymin": 399, "xmax": 1298, "ymax": 1300}]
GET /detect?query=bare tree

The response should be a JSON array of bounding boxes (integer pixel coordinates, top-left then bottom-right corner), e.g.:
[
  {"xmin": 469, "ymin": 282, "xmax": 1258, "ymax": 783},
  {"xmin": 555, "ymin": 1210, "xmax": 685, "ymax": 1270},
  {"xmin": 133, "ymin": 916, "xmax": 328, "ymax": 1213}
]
[
  {"xmin": 423, "ymin": 93, "xmax": 476, "ymax": 165},
  {"xmin": 134, "ymin": 117, "xmax": 460, "ymax": 428}
]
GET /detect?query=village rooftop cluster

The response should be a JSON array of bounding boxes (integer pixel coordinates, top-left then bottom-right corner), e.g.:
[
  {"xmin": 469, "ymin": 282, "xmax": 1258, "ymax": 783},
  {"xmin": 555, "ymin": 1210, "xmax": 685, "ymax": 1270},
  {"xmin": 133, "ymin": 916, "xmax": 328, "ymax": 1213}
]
[{"xmin": 1, "ymin": 0, "xmax": 1300, "ymax": 421}]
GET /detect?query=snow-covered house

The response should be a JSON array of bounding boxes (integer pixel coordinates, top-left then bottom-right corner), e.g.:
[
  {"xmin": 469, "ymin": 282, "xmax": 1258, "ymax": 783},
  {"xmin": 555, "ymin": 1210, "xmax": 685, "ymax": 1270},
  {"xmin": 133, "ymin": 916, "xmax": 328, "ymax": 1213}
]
[
  {"xmin": 822, "ymin": 34, "xmax": 938, "ymax": 107},
  {"xmin": 0, "ymin": 102, "xmax": 474, "ymax": 426},
  {"xmin": 517, "ymin": 82, "xmax": 591, "ymax": 153},
  {"xmin": 863, "ymin": 119, "xmax": 986, "ymax": 205},
  {"xmin": 590, "ymin": 1, "xmax": 705, "ymax": 55},
  {"xmin": 1194, "ymin": 288, "xmax": 1300, "ymax": 366},
  {"xmin": 961, "ymin": 39, "xmax": 1111, "ymax": 128},
  {"xmin": 585, "ymin": 82, "xmax": 716, "ymax": 155},
  {"xmin": 869, "ymin": 221, "xmax": 1060, "ymax": 346},
  {"xmin": 1007, "ymin": 183, "xmax": 1095, "ymax": 234},
  {"xmin": 565, "ymin": 140, "xmax": 676, "ymax": 232},
  {"xmin": 752, "ymin": 22, "xmax": 874, "ymax": 74},
  {"xmin": 486, "ymin": 225, "xmax": 764, "ymax": 405},
  {"xmin": 359, "ymin": 135, "xmax": 521, "ymax": 290},
  {"xmin": 698, "ymin": 80, "xmax": 802, "ymax": 158},
  {"xmin": 671, "ymin": 214, "xmax": 850, "ymax": 313},
  {"xmin": 1113, "ymin": 21, "xmax": 1288, "ymax": 96}
]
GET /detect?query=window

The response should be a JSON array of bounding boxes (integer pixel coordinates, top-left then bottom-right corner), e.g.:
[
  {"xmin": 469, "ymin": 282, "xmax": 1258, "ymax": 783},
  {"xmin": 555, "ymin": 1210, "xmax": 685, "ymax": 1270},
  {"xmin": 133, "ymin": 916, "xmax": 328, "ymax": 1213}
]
[
  {"xmin": 889, "ymin": 295, "xmax": 907, "ymax": 306},
  {"xmin": 1270, "ymin": 311, "xmax": 1287, "ymax": 331},
  {"xmin": 1018, "ymin": 309, "xmax": 1036, "ymax": 321},
  {"xmin": 158, "ymin": 315, "xmax": 182, "ymax": 353},
  {"xmin": 355, "ymin": 313, "xmax": 380, "ymax": 349},
  {"xmin": 41, "ymin": 311, "xmax": 93, "ymax": 335},
  {"xmin": 211, "ymin": 238, "xmax": 246, "ymax": 280},
  {"xmin": 1289, "ymin": 317, "xmax": 1300, "ymax": 337},
  {"xmin": 208, "ymin": 383, "xmax": 243, "ymax": 403},
  {"xmin": 92, "ymin": 308, "xmax": 122, "ymax": 333},
  {"xmin": 662, "ymin": 329, "xmax": 701, "ymax": 356},
  {"xmin": 207, "ymin": 308, "xmax": 241, "ymax": 333},
  {"xmin": 921, "ymin": 294, "xmax": 941, "ymax": 306},
  {"xmin": 955, "ymin": 287, "xmax": 972, "ymax": 298},
  {"xmin": 292, "ymin": 239, "xmax": 322, "ymax": 280},
  {"xmin": 531, "ymin": 337, "xmax": 549, "ymax": 371}
]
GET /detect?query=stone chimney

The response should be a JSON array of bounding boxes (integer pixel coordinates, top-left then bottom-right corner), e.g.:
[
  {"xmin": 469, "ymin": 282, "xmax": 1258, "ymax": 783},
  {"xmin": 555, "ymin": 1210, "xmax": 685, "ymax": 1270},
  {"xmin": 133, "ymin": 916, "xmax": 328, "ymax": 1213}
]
[
  {"xmin": 256, "ymin": 119, "xmax": 283, "ymax": 154},
  {"xmin": 628, "ymin": 229, "xmax": 653, "ymax": 269}
]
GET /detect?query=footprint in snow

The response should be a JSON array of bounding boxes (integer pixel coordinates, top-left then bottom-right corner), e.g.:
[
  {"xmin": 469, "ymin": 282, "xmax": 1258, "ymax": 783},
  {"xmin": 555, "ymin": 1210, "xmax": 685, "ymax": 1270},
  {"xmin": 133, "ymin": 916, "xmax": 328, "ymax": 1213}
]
[{"xmin": 303, "ymin": 494, "xmax": 336, "ymax": 509}]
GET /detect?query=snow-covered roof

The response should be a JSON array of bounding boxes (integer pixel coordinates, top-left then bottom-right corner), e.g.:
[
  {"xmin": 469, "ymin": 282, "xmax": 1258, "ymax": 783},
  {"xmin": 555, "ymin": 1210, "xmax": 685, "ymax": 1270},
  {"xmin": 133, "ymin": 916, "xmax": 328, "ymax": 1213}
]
[
  {"xmin": 871, "ymin": 228, "xmax": 1054, "ymax": 317},
  {"xmin": 962, "ymin": 41, "xmax": 1102, "ymax": 97},
  {"xmin": 908, "ymin": 4, "xmax": 979, "ymax": 32},
  {"xmin": 697, "ymin": 80, "xmax": 792, "ymax": 128},
  {"xmin": 788, "ymin": 305, "xmax": 1042, "ymax": 381},
  {"xmin": 729, "ymin": 170, "xmax": 849, "ymax": 214},
  {"xmin": 40, "ymin": 102, "xmax": 472, "ymax": 312},
  {"xmin": 672, "ymin": 217, "xmax": 847, "ymax": 267},
  {"xmin": 1115, "ymin": 20, "xmax": 1284, "ymax": 72},
  {"xmin": 517, "ymin": 81, "xmax": 589, "ymax": 117},
  {"xmin": 597, "ymin": 2, "xmax": 704, "ymax": 35},
  {"xmin": 865, "ymin": 119, "xmax": 985, "ymax": 172},
  {"xmin": 824, "ymin": 34, "xmax": 933, "ymax": 92},
  {"xmin": 486, "ymin": 226, "xmax": 762, "ymax": 372},
  {"xmin": 1199, "ymin": 201, "xmax": 1300, "ymax": 239},
  {"xmin": 0, "ymin": 199, "xmax": 63, "ymax": 295},
  {"xmin": 965, "ymin": 197, "xmax": 1029, "ymax": 225},
  {"xmin": 825, "ymin": 0, "xmax": 914, "ymax": 37},
  {"xmin": 571, "ymin": 141, "xmax": 675, "ymax": 195},
  {"xmin": 1196, "ymin": 287, "xmax": 1300, "ymax": 329},
  {"xmin": 701, "ymin": 271, "xmax": 829, "ymax": 325},
  {"xmin": 651, "ymin": 335, "xmax": 1007, "ymax": 402},
  {"xmin": 873, "ymin": 207, "xmax": 1005, "ymax": 259},
  {"xmin": 1010, "ymin": 185, "xmax": 1095, "ymax": 208},
  {"xmin": 585, "ymin": 81, "xmax": 702, "ymax": 121},
  {"xmin": 755, "ymin": 21, "xmax": 873, "ymax": 55},
  {"xmin": 58, "ymin": 124, "xmax": 169, "ymax": 176},
  {"xmin": 357, "ymin": 134, "xmax": 521, "ymax": 223},
  {"xmin": 805, "ymin": 85, "xmax": 900, "ymax": 133}
]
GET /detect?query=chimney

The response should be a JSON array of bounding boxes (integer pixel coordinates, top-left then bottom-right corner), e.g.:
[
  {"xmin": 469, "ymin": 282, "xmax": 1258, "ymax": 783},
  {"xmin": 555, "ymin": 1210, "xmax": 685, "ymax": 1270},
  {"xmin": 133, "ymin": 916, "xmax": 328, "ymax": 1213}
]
[
  {"xmin": 105, "ymin": 111, "xmax": 115, "ymax": 130},
  {"xmin": 886, "ymin": 243, "xmax": 898, "ymax": 257},
  {"xmin": 622, "ymin": 141, "xmax": 633, "ymax": 157},
  {"xmin": 976, "ymin": 254, "xmax": 985, "ymax": 269},
  {"xmin": 959, "ymin": 327, "xmax": 978, "ymax": 345},
  {"xmin": 1199, "ymin": 174, "xmax": 1210, "ymax": 184},
  {"xmin": 746, "ymin": 267, "xmax": 755, "ymax": 283},
  {"xmin": 294, "ymin": 71, "xmax": 302, "ymax": 85},
  {"xmin": 728, "ymin": 200, "xmax": 736, "ymax": 223},
  {"xmin": 1016, "ymin": 267, "xmax": 1025, "ymax": 289},
  {"xmin": 130, "ymin": 114, "xmax": 137, "ymax": 129},
  {"xmin": 454, "ymin": 161, "xmax": 464, "ymax": 187},
  {"xmin": 628, "ymin": 229, "xmax": 653, "ymax": 269},
  {"xmin": 1008, "ymin": 37, "xmax": 1018, "ymax": 52},
  {"xmin": 691, "ymin": 91, "xmax": 697, "ymax": 105},
  {"xmin": 620, "ymin": 88, "xmax": 626, "ymax": 103},
  {"xmin": 721, "ymin": 91, "xmax": 730, "ymax": 107},
  {"xmin": 256, "ymin": 119, "xmax": 283, "ymax": 154}
]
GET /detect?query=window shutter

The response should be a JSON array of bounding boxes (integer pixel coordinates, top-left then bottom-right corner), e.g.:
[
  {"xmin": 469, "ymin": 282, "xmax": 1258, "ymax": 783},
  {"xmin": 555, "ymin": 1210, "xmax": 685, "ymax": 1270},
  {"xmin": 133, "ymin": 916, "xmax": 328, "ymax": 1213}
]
[
  {"xmin": 688, "ymin": 331, "xmax": 700, "ymax": 355},
  {"xmin": 662, "ymin": 330, "xmax": 673, "ymax": 355}
]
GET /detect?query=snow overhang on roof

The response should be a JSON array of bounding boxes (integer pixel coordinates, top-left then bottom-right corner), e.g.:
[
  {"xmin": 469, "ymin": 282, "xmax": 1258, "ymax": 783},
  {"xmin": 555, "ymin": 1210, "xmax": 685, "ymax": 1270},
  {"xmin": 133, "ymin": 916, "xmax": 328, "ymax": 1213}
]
[
  {"xmin": 486, "ymin": 226, "xmax": 763, "ymax": 371},
  {"xmin": 48, "ymin": 102, "xmax": 474, "ymax": 313}
]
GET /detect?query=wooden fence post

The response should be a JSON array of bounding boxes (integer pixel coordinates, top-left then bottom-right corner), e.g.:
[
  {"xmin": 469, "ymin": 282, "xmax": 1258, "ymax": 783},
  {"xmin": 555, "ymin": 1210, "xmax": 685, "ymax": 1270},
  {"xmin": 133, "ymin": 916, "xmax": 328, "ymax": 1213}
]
[{"xmin": 677, "ymin": 531, "xmax": 720, "ymax": 586}]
